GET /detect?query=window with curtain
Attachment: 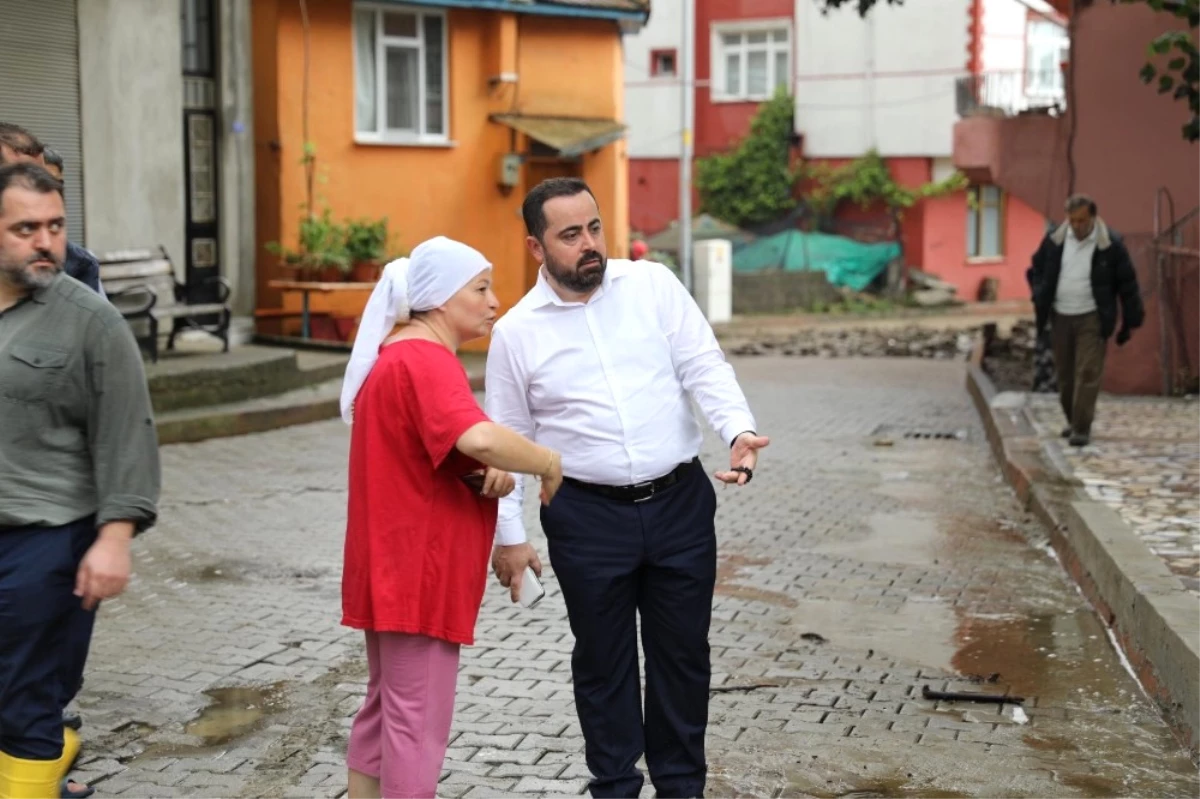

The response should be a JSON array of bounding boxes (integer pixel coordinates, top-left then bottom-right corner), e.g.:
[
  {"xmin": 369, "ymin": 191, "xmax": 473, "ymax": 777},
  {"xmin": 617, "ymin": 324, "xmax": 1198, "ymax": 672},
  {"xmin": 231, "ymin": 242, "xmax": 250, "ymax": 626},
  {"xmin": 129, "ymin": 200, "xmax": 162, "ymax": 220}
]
[
  {"xmin": 712, "ymin": 24, "xmax": 790, "ymax": 101},
  {"xmin": 967, "ymin": 185, "xmax": 1005, "ymax": 259},
  {"xmin": 354, "ymin": 4, "xmax": 448, "ymax": 141}
]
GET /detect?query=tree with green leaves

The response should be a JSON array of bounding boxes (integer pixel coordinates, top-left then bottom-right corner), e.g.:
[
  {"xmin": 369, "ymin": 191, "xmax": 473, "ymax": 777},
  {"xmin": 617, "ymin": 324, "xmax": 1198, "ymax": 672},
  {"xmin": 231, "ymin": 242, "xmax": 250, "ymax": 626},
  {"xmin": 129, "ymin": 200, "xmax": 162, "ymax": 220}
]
[
  {"xmin": 819, "ymin": 0, "xmax": 1198, "ymax": 142},
  {"xmin": 695, "ymin": 87, "xmax": 799, "ymax": 228}
]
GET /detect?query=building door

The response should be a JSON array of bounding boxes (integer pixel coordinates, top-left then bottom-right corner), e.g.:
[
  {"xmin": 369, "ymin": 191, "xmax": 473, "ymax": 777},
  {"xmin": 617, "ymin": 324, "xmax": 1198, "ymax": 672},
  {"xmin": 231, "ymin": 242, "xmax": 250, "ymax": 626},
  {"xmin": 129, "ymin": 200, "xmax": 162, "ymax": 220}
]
[
  {"xmin": 523, "ymin": 157, "xmax": 581, "ymax": 293},
  {"xmin": 181, "ymin": 0, "xmax": 221, "ymax": 304},
  {"xmin": 0, "ymin": 0, "xmax": 85, "ymax": 239}
]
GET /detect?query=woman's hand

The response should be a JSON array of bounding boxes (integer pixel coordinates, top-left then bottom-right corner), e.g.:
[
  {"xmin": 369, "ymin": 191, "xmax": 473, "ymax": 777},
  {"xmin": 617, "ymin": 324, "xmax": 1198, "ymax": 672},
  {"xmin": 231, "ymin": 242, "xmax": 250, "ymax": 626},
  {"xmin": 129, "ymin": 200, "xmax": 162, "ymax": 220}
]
[
  {"xmin": 481, "ymin": 467, "xmax": 516, "ymax": 498},
  {"xmin": 539, "ymin": 451, "xmax": 563, "ymax": 505}
]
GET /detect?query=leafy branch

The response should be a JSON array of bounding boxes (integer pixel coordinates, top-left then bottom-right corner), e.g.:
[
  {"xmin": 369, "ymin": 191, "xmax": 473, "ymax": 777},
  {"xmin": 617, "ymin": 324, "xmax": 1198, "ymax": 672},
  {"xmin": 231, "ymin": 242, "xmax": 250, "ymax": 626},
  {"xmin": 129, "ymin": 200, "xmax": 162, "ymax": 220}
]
[
  {"xmin": 803, "ymin": 150, "xmax": 968, "ymax": 220},
  {"xmin": 1126, "ymin": 0, "xmax": 1198, "ymax": 141}
]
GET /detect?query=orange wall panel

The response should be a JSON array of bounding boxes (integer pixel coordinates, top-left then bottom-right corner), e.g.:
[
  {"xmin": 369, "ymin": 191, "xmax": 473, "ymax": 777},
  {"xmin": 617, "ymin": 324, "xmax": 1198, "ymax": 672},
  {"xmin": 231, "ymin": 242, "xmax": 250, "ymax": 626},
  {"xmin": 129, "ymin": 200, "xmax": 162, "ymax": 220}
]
[{"xmin": 253, "ymin": 2, "xmax": 630, "ymax": 351}]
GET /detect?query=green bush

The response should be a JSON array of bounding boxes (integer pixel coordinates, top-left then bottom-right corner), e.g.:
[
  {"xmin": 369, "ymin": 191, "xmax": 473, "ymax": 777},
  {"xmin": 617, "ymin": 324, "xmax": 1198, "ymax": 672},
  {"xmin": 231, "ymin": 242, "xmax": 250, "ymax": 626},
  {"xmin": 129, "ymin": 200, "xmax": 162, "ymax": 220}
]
[{"xmin": 696, "ymin": 87, "xmax": 799, "ymax": 228}]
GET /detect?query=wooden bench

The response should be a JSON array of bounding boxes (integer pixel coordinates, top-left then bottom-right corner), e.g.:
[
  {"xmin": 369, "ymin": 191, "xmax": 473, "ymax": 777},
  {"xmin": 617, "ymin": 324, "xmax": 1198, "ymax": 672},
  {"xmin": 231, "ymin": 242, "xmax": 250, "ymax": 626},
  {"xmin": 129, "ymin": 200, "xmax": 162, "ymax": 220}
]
[{"xmin": 98, "ymin": 247, "xmax": 232, "ymax": 363}]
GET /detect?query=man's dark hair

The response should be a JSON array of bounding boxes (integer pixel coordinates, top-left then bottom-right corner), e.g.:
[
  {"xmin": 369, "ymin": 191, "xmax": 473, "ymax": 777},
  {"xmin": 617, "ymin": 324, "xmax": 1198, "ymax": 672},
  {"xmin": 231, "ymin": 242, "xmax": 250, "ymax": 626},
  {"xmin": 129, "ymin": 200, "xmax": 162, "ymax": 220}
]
[
  {"xmin": 42, "ymin": 146, "xmax": 63, "ymax": 173},
  {"xmin": 522, "ymin": 177, "xmax": 597, "ymax": 240},
  {"xmin": 0, "ymin": 162, "xmax": 65, "ymax": 209},
  {"xmin": 1065, "ymin": 193, "xmax": 1097, "ymax": 216},
  {"xmin": 0, "ymin": 122, "xmax": 45, "ymax": 164}
]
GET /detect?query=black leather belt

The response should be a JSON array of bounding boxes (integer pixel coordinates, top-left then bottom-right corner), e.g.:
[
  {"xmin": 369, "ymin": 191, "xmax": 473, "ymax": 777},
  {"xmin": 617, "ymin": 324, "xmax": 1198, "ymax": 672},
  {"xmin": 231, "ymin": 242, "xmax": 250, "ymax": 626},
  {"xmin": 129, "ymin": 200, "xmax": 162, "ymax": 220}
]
[{"xmin": 563, "ymin": 459, "xmax": 695, "ymax": 503}]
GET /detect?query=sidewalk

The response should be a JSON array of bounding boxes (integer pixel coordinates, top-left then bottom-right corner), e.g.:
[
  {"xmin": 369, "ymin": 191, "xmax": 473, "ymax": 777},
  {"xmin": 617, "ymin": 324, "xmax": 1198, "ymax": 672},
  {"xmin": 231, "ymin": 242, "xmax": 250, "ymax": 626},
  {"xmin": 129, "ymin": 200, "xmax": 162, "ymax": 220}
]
[
  {"xmin": 967, "ymin": 359, "xmax": 1200, "ymax": 759},
  {"xmin": 1026, "ymin": 394, "xmax": 1199, "ymax": 595}
]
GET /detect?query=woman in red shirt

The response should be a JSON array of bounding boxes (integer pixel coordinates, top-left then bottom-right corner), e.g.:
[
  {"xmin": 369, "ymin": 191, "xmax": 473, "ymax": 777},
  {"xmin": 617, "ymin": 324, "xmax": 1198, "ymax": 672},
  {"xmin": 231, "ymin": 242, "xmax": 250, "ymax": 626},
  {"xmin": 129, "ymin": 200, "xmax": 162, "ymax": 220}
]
[{"xmin": 339, "ymin": 237, "xmax": 562, "ymax": 799}]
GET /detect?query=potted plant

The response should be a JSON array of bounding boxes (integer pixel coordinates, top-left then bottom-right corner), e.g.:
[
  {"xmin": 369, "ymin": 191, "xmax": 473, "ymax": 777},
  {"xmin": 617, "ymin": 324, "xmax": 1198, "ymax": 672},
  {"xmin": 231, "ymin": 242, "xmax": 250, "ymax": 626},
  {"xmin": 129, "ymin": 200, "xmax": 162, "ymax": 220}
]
[
  {"xmin": 345, "ymin": 217, "xmax": 389, "ymax": 283},
  {"xmin": 267, "ymin": 208, "xmax": 350, "ymax": 282}
]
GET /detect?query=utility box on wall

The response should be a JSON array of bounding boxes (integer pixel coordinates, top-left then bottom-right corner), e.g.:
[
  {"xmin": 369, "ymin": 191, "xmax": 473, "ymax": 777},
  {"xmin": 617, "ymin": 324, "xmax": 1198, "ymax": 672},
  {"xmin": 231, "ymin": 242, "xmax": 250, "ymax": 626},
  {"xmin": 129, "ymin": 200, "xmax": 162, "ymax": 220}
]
[
  {"xmin": 498, "ymin": 153, "xmax": 521, "ymax": 188},
  {"xmin": 693, "ymin": 239, "xmax": 732, "ymax": 324}
]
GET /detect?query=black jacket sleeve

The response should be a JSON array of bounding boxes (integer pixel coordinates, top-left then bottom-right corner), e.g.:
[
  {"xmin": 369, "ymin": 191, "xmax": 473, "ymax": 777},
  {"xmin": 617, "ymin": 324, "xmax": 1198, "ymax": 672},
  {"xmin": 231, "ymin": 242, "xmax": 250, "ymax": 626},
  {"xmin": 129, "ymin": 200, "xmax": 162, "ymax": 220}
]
[
  {"xmin": 1026, "ymin": 236, "xmax": 1051, "ymax": 329},
  {"xmin": 65, "ymin": 242, "xmax": 102, "ymax": 294},
  {"xmin": 1112, "ymin": 238, "xmax": 1144, "ymax": 331}
]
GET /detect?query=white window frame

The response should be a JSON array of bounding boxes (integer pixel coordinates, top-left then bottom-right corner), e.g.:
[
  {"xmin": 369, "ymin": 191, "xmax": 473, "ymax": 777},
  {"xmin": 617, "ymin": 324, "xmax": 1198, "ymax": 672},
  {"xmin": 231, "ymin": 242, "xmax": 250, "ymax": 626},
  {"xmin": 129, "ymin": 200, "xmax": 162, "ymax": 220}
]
[
  {"xmin": 710, "ymin": 19, "xmax": 792, "ymax": 103},
  {"xmin": 967, "ymin": 185, "xmax": 1006, "ymax": 260},
  {"xmin": 353, "ymin": 2, "xmax": 450, "ymax": 146},
  {"xmin": 1024, "ymin": 18, "xmax": 1068, "ymax": 101}
]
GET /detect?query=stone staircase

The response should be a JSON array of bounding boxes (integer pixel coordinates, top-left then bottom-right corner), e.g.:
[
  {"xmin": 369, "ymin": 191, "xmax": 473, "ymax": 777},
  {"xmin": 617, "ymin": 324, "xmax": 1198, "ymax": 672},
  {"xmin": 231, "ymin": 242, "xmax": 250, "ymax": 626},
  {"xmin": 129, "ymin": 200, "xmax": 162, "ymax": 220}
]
[
  {"xmin": 147, "ymin": 345, "xmax": 487, "ymax": 445},
  {"xmin": 148, "ymin": 346, "xmax": 349, "ymax": 444}
]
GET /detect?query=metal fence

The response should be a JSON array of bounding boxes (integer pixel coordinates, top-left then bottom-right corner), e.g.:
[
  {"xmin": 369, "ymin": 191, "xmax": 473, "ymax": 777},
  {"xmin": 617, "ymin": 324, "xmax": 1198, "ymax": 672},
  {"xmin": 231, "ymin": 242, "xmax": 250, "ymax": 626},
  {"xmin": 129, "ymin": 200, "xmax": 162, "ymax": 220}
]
[
  {"xmin": 955, "ymin": 71, "xmax": 1066, "ymax": 118},
  {"xmin": 1153, "ymin": 193, "xmax": 1200, "ymax": 395}
]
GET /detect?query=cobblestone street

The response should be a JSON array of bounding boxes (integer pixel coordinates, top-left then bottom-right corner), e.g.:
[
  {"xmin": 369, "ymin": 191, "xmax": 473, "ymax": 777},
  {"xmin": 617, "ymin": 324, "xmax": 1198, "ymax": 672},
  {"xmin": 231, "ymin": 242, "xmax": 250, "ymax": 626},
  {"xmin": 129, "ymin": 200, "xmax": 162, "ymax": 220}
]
[
  {"xmin": 1027, "ymin": 395, "xmax": 1200, "ymax": 595},
  {"xmin": 71, "ymin": 357, "xmax": 1197, "ymax": 798}
]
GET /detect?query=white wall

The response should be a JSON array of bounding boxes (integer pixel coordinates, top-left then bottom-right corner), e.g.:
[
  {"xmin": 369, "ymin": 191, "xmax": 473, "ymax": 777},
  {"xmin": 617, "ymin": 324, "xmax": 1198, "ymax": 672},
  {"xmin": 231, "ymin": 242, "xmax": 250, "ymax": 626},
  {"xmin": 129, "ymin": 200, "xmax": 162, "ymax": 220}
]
[
  {"xmin": 793, "ymin": 0, "xmax": 969, "ymax": 158},
  {"xmin": 623, "ymin": 1, "xmax": 683, "ymax": 159},
  {"xmin": 78, "ymin": 0, "xmax": 186, "ymax": 276},
  {"xmin": 982, "ymin": 0, "xmax": 1027, "ymax": 72}
]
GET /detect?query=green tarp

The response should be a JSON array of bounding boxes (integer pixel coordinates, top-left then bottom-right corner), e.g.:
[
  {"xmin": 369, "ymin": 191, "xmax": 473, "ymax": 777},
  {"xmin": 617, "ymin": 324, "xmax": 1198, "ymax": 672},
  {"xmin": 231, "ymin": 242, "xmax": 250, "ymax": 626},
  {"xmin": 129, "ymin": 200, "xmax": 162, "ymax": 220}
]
[{"xmin": 732, "ymin": 230, "xmax": 900, "ymax": 292}]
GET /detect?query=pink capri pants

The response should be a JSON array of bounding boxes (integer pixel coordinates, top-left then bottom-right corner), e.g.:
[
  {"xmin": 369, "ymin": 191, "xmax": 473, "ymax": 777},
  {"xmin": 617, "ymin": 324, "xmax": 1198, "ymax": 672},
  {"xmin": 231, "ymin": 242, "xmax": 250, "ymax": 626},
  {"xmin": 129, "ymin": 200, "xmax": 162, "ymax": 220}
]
[{"xmin": 346, "ymin": 631, "xmax": 461, "ymax": 798}]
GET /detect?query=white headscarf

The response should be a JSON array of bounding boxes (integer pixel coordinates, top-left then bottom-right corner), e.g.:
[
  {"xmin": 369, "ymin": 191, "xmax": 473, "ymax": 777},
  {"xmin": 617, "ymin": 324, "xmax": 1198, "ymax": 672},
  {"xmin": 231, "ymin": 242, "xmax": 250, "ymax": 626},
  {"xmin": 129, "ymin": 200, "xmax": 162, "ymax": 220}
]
[{"xmin": 340, "ymin": 235, "xmax": 492, "ymax": 423}]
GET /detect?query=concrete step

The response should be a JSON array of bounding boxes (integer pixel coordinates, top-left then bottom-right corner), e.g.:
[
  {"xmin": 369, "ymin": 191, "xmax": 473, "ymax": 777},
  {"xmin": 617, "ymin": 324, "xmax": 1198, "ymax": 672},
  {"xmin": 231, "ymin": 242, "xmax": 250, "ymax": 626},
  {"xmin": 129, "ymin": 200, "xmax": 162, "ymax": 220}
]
[
  {"xmin": 146, "ymin": 345, "xmax": 349, "ymax": 413},
  {"xmin": 156, "ymin": 378, "xmax": 343, "ymax": 445},
  {"xmin": 154, "ymin": 353, "xmax": 486, "ymax": 445}
]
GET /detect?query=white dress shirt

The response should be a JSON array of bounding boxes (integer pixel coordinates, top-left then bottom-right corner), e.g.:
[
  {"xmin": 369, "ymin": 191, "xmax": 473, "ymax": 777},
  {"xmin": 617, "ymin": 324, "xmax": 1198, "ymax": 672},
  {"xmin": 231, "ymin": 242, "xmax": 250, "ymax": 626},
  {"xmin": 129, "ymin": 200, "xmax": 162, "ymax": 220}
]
[
  {"xmin": 1054, "ymin": 225, "xmax": 1098, "ymax": 315},
  {"xmin": 484, "ymin": 259, "xmax": 757, "ymax": 546}
]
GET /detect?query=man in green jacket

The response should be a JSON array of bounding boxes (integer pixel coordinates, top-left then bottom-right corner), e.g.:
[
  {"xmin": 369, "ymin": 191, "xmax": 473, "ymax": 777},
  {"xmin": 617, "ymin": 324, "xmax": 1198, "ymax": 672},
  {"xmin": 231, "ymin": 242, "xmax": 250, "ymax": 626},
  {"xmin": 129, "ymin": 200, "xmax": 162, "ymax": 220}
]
[{"xmin": 0, "ymin": 162, "xmax": 160, "ymax": 799}]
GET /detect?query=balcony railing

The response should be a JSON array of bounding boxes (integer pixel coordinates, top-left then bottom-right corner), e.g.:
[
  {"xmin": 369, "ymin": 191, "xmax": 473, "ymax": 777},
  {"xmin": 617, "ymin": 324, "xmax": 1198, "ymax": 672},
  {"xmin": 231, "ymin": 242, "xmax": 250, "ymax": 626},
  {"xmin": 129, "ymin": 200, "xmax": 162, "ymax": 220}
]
[{"xmin": 956, "ymin": 71, "xmax": 1066, "ymax": 118}]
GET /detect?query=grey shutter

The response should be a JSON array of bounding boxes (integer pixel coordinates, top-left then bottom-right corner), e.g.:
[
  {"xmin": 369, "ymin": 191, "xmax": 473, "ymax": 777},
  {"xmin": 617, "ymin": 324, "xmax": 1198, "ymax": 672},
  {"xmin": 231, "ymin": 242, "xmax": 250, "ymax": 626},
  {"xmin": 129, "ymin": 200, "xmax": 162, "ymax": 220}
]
[{"xmin": 0, "ymin": 0, "xmax": 85, "ymax": 241}]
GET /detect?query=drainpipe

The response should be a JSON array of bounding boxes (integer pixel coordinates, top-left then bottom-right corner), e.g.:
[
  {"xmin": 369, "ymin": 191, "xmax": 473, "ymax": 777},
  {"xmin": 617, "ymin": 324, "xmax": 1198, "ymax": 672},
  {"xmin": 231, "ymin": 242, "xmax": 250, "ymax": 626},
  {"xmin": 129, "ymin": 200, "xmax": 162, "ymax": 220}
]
[
  {"xmin": 1065, "ymin": 0, "xmax": 1078, "ymax": 195},
  {"xmin": 679, "ymin": 1, "xmax": 695, "ymax": 293}
]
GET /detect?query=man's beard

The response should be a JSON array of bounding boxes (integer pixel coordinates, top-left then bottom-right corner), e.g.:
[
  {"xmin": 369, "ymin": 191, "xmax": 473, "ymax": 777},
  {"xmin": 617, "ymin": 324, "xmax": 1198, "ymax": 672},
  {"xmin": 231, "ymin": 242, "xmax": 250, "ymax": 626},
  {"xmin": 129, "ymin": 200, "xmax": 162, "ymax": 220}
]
[
  {"xmin": 0, "ymin": 249, "xmax": 63, "ymax": 290},
  {"xmin": 545, "ymin": 249, "xmax": 606, "ymax": 293}
]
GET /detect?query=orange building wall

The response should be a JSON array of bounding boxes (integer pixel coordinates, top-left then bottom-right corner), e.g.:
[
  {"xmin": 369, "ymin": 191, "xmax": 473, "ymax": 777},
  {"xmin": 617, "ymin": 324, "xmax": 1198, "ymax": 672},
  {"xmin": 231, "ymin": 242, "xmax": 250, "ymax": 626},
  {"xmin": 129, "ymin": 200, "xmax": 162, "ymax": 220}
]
[{"xmin": 252, "ymin": 1, "xmax": 628, "ymax": 349}]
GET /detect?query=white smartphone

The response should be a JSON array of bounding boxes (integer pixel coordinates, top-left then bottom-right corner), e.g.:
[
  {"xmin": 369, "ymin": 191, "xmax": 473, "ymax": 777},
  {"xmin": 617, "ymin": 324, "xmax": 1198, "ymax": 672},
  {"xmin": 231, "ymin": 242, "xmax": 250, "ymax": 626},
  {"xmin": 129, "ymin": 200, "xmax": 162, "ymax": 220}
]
[{"xmin": 518, "ymin": 566, "xmax": 546, "ymax": 609}]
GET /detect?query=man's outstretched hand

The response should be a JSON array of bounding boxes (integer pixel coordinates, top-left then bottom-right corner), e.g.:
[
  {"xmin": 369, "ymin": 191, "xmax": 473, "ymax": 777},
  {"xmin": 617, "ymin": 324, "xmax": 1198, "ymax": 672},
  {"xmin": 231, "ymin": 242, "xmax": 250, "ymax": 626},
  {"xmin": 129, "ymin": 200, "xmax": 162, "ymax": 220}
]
[{"xmin": 714, "ymin": 432, "xmax": 770, "ymax": 485}]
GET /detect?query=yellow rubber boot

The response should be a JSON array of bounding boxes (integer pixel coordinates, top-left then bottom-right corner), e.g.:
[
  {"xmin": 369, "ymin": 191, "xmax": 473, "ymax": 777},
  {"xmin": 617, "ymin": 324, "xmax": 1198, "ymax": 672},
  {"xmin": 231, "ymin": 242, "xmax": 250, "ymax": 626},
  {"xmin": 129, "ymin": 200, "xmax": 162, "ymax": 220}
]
[{"xmin": 0, "ymin": 727, "xmax": 80, "ymax": 799}]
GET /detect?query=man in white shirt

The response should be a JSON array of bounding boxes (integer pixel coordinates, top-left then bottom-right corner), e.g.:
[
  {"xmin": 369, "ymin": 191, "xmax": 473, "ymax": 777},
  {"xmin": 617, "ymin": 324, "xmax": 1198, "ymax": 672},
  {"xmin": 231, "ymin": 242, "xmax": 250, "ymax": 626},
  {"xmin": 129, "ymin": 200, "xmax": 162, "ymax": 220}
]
[
  {"xmin": 1027, "ymin": 194, "xmax": 1143, "ymax": 447},
  {"xmin": 485, "ymin": 178, "xmax": 768, "ymax": 798}
]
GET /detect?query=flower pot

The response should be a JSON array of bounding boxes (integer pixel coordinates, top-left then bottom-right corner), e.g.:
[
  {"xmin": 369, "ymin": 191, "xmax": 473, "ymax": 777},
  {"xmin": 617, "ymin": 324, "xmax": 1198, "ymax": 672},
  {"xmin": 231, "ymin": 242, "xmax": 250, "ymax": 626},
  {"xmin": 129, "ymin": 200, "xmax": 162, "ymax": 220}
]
[
  {"xmin": 351, "ymin": 261, "xmax": 381, "ymax": 283},
  {"xmin": 317, "ymin": 266, "xmax": 343, "ymax": 283}
]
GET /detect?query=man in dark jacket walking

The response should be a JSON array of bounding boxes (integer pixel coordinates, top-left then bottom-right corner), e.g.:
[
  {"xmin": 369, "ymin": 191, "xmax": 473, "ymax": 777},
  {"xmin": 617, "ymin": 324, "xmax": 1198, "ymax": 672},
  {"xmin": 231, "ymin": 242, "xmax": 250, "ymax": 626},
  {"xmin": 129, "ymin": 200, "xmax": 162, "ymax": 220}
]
[{"xmin": 1027, "ymin": 194, "xmax": 1144, "ymax": 446}]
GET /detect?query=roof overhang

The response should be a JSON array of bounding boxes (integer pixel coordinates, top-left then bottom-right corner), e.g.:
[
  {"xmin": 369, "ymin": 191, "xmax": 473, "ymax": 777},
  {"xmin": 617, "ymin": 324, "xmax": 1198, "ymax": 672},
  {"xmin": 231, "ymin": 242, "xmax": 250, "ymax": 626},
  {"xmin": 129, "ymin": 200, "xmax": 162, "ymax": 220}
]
[
  {"xmin": 370, "ymin": 0, "xmax": 649, "ymax": 26},
  {"xmin": 491, "ymin": 114, "xmax": 626, "ymax": 157}
]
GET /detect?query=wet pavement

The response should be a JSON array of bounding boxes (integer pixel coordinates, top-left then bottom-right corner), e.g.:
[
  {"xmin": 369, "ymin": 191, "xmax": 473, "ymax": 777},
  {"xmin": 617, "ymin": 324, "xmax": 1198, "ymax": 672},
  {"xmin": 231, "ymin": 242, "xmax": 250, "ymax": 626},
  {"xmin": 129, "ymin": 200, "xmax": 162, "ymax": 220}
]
[
  {"xmin": 1026, "ymin": 394, "xmax": 1200, "ymax": 595},
  {"xmin": 69, "ymin": 358, "xmax": 1198, "ymax": 798}
]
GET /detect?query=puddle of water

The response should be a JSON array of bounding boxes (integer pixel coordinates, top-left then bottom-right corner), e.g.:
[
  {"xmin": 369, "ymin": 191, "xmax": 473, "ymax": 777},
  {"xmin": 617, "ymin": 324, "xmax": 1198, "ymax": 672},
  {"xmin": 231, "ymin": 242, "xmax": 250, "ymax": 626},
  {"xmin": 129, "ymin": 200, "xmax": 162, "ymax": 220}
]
[
  {"xmin": 785, "ymin": 598, "xmax": 957, "ymax": 672},
  {"xmin": 185, "ymin": 685, "xmax": 285, "ymax": 746},
  {"xmin": 950, "ymin": 608, "xmax": 1127, "ymax": 702},
  {"xmin": 809, "ymin": 512, "xmax": 942, "ymax": 567},
  {"xmin": 716, "ymin": 554, "xmax": 796, "ymax": 607}
]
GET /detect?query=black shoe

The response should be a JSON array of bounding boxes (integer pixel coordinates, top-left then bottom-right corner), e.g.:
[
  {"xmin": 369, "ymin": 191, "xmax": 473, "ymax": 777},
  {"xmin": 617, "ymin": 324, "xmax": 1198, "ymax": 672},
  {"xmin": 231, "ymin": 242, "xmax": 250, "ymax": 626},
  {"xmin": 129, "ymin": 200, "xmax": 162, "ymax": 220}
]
[
  {"xmin": 1060, "ymin": 427, "xmax": 1072, "ymax": 439},
  {"xmin": 63, "ymin": 711, "xmax": 82, "ymax": 731},
  {"xmin": 1068, "ymin": 433, "xmax": 1090, "ymax": 447}
]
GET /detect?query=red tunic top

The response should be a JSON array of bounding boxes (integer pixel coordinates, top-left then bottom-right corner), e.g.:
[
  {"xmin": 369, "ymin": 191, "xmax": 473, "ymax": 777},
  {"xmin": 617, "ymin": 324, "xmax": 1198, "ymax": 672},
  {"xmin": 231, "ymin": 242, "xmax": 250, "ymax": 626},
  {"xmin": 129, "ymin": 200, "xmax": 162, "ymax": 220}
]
[{"xmin": 342, "ymin": 339, "xmax": 497, "ymax": 645}]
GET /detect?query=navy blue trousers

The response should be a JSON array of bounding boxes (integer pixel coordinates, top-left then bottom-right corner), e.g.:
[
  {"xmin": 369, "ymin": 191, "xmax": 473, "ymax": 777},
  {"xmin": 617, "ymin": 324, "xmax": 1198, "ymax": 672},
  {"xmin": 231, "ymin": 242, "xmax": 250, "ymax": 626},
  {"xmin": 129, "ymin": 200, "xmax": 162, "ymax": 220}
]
[
  {"xmin": 540, "ymin": 459, "xmax": 717, "ymax": 799},
  {"xmin": 0, "ymin": 517, "xmax": 97, "ymax": 759}
]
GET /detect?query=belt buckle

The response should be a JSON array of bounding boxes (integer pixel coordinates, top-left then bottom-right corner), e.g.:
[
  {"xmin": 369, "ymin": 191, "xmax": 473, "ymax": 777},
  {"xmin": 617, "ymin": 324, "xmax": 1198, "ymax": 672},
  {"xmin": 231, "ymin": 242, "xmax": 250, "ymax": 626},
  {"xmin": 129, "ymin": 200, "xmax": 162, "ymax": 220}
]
[{"xmin": 631, "ymin": 480, "xmax": 656, "ymax": 503}]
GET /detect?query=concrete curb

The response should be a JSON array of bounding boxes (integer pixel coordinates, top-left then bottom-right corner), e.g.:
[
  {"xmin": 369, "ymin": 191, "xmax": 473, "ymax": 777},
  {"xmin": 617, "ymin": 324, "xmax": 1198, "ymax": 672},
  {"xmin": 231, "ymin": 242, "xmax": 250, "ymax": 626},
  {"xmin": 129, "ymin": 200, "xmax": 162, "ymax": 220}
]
[{"xmin": 967, "ymin": 338, "xmax": 1199, "ymax": 759}]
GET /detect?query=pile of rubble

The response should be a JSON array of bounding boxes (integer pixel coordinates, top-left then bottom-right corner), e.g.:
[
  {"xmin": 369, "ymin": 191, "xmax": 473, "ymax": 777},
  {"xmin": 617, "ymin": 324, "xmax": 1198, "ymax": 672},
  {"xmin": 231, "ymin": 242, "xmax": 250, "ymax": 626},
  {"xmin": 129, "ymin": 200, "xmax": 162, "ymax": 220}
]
[
  {"xmin": 728, "ymin": 326, "xmax": 978, "ymax": 360},
  {"xmin": 982, "ymin": 319, "xmax": 1042, "ymax": 392}
]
